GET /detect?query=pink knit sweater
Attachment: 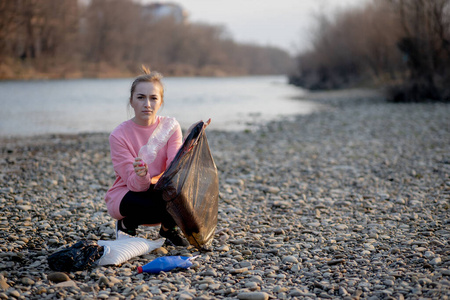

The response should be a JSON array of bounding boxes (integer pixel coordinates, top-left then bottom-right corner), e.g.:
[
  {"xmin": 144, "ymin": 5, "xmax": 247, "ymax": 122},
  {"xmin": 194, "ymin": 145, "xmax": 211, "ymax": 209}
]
[{"xmin": 104, "ymin": 116, "xmax": 182, "ymax": 219}]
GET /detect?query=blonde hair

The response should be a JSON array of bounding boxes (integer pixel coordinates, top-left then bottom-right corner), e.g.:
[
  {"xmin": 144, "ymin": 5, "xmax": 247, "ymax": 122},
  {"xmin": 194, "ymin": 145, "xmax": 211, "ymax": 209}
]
[{"xmin": 129, "ymin": 65, "xmax": 165, "ymax": 104}]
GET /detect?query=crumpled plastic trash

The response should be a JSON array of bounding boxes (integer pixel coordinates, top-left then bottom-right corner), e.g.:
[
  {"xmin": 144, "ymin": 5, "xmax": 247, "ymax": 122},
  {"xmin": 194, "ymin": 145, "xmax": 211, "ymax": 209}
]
[
  {"xmin": 48, "ymin": 240, "xmax": 104, "ymax": 272},
  {"xmin": 137, "ymin": 256, "xmax": 198, "ymax": 274},
  {"xmin": 139, "ymin": 116, "xmax": 177, "ymax": 165},
  {"xmin": 47, "ymin": 233, "xmax": 165, "ymax": 271}
]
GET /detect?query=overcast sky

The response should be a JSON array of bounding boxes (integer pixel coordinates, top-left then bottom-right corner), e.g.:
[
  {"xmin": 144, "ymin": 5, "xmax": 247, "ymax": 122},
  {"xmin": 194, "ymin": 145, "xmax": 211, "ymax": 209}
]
[{"xmin": 145, "ymin": 0, "xmax": 370, "ymax": 55}]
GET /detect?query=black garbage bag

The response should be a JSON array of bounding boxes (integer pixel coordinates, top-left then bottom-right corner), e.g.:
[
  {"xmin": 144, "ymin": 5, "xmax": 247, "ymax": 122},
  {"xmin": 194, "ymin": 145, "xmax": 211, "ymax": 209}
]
[
  {"xmin": 155, "ymin": 120, "xmax": 219, "ymax": 249},
  {"xmin": 48, "ymin": 240, "xmax": 104, "ymax": 272}
]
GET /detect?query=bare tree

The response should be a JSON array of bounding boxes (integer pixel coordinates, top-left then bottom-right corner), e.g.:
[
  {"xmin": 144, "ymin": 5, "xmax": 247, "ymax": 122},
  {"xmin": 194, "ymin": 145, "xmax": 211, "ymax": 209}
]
[
  {"xmin": 289, "ymin": 0, "xmax": 450, "ymax": 101},
  {"xmin": 389, "ymin": 0, "xmax": 450, "ymax": 101},
  {"xmin": 0, "ymin": 0, "xmax": 293, "ymax": 79}
]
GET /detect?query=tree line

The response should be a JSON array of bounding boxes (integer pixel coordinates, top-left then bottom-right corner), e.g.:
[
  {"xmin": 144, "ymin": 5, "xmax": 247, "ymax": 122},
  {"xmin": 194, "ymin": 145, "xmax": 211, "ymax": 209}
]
[
  {"xmin": 289, "ymin": 0, "xmax": 450, "ymax": 102},
  {"xmin": 0, "ymin": 0, "xmax": 293, "ymax": 80}
]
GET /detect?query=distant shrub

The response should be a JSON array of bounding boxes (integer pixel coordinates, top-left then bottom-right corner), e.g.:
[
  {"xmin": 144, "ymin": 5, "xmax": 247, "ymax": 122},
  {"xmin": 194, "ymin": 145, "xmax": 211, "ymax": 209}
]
[{"xmin": 290, "ymin": 0, "xmax": 450, "ymax": 102}]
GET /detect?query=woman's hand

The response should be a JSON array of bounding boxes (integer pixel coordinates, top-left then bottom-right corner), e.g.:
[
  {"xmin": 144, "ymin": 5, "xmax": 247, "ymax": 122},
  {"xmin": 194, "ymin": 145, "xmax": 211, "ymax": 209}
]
[
  {"xmin": 184, "ymin": 118, "xmax": 212, "ymax": 141},
  {"xmin": 203, "ymin": 118, "xmax": 211, "ymax": 129},
  {"xmin": 133, "ymin": 157, "xmax": 148, "ymax": 177}
]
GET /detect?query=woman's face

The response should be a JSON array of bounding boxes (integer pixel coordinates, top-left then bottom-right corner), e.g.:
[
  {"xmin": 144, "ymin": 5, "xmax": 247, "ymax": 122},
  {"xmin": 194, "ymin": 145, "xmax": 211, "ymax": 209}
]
[{"xmin": 130, "ymin": 82, "xmax": 162, "ymax": 126}]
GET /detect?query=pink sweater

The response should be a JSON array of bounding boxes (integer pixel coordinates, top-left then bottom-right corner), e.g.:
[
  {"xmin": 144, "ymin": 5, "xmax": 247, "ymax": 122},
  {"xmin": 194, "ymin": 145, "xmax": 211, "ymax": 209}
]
[{"xmin": 104, "ymin": 116, "xmax": 182, "ymax": 219}]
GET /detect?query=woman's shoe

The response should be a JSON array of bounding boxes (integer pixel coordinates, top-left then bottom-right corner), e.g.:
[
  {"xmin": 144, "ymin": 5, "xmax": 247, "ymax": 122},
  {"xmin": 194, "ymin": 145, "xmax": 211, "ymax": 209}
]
[
  {"xmin": 159, "ymin": 227, "xmax": 189, "ymax": 246},
  {"xmin": 115, "ymin": 220, "xmax": 137, "ymax": 239}
]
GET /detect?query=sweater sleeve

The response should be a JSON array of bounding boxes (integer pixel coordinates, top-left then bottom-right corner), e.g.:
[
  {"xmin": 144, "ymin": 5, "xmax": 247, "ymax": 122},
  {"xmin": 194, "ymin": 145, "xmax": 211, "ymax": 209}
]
[{"xmin": 109, "ymin": 134, "xmax": 151, "ymax": 192}]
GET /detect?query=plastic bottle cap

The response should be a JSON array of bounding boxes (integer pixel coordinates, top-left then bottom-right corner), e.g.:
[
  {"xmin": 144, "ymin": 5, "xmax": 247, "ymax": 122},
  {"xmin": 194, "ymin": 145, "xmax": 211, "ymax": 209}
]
[{"xmin": 137, "ymin": 266, "xmax": 143, "ymax": 274}]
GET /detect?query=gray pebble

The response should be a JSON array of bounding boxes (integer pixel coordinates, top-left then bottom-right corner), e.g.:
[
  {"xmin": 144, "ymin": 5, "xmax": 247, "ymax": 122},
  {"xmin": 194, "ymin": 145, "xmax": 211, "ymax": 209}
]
[
  {"xmin": 47, "ymin": 272, "xmax": 70, "ymax": 283},
  {"xmin": 237, "ymin": 292, "xmax": 269, "ymax": 300}
]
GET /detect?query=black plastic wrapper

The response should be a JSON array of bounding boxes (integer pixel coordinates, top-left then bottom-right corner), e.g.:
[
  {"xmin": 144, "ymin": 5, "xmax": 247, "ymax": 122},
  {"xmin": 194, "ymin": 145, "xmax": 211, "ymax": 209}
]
[
  {"xmin": 48, "ymin": 240, "xmax": 104, "ymax": 272},
  {"xmin": 155, "ymin": 121, "xmax": 219, "ymax": 249}
]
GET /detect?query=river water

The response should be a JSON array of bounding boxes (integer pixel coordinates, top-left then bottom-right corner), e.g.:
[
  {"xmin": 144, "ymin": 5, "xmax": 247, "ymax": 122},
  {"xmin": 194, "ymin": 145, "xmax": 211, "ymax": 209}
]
[{"xmin": 0, "ymin": 75, "xmax": 319, "ymax": 137}]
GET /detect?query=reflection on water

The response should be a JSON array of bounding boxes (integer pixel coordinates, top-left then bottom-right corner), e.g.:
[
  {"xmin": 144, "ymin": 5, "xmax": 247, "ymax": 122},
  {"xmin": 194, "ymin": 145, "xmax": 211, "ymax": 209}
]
[{"xmin": 0, "ymin": 76, "xmax": 319, "ymax": 137}]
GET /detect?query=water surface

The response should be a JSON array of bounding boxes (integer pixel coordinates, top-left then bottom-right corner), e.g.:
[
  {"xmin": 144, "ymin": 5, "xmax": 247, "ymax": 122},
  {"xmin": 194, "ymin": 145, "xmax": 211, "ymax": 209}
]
[{"xmin": 0, "ymin": 76, "xmax": 318, "ymax": 137}]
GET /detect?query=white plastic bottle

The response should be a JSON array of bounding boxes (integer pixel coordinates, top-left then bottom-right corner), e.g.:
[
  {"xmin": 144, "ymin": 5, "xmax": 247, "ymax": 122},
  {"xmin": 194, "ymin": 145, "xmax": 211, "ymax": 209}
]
[{"xmin": 138, "ymin": 117, "xmax": 177, "ymax": 165}]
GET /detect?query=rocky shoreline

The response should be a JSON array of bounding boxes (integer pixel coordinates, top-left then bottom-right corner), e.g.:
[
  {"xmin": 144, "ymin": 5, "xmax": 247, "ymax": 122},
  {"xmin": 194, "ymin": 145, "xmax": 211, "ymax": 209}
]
[{"xmin": 1, "ymin": 89, "xmax": 449, "ymax": 299}]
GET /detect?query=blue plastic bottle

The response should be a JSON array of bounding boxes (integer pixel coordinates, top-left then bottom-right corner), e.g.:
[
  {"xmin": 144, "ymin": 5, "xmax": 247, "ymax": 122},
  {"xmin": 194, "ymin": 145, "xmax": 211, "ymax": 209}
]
[{"xmin": 137, "ymin": 256, "xmax": 196, "ymax": 274}]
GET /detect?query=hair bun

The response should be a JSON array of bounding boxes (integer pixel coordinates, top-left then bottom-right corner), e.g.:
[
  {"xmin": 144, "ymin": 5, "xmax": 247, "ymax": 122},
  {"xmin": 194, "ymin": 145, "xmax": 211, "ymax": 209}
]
[{"xmin": 141, "ymin": 65, "xmax": 151, "ymax": 75}]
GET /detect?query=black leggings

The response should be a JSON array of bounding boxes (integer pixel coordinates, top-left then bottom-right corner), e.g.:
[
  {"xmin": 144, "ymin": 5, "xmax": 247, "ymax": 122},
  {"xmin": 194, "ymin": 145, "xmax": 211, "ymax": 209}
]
[{"xmin": 119, "ymin": 185, "xmax": 176, "ymax": 230}]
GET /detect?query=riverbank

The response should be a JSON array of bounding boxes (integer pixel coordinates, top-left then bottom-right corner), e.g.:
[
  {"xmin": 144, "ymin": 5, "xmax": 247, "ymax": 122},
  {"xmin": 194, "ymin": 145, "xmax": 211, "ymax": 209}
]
[
  {"xmin": 0, "ymin": 60, "xmax": 273, "ymax": 81},
  {"xmin": 0, "ymin": 89, "xmax": 449, "ymax": 299}
]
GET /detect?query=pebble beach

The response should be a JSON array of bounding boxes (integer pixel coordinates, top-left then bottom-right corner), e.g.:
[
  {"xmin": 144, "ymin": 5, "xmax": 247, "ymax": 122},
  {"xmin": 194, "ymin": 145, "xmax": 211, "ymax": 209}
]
[{"xmin": 0, "ymin": 89, "xmax": 449, "ymax": 299}]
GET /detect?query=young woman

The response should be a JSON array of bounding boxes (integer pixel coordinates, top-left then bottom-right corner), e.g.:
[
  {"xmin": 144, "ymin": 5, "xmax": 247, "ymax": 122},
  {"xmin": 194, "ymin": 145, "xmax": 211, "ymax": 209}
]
[{"xmin": 104, "ymin": 68, "xmax": 188, "ymax": 246}]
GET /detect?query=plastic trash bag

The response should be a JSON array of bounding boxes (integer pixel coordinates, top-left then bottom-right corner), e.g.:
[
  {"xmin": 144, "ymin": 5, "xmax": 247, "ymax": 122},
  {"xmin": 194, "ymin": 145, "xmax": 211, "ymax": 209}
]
[
  {"xmin": 48, "ymin": 240, "xmax": 104, "ymax": 272},
  {"xmin": 155, "ymin": 120, "xmax": 219, "ymax": 249},
  {"xmin": 96, "ymin": 232, "xmax": 164, "ymax": 266},
  {"xmin": 137, "ymin": 256, "xmax": 198, "ymax": 274}
]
